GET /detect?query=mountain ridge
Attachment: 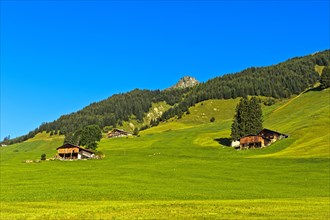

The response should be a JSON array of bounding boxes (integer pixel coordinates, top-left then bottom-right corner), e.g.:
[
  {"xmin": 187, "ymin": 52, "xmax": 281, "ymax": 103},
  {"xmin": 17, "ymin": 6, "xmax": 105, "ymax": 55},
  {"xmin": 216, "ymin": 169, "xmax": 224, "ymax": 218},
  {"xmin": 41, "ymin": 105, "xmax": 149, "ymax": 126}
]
[{"xmin": 2, "ymin": 49, "xmax": 329, "ymax": 145}]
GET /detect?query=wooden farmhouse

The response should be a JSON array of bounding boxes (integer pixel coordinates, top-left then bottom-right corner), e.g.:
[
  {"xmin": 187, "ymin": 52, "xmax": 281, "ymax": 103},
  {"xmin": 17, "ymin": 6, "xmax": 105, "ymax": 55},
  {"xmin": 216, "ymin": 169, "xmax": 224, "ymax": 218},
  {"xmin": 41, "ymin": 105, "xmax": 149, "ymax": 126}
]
[
  {"xmin": 239, "ymin": 135, "xmax": 265, "ymax": 149},
  {"xmin": 258, "ymin": 128, "xmax": 289, "ymax": 145},
  {"xmin": 235, "ymin": 128, "xmax": 288, "ymax": 150},
  {"xmin": 107, "ymin": 129, "xmax": 132, "ymax": 138},
  {"xmin": 56, "ymin": 143, "xmax": 95, "ymax": 160}
]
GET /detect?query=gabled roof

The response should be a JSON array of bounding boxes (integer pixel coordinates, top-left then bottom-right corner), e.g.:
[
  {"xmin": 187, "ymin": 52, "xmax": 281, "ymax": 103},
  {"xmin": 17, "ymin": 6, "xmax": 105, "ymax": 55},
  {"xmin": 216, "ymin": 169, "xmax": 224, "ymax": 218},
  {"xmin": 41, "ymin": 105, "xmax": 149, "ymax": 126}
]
[
  {"xmin": 108, "ymin": 128, "xmax": 131, "ymax": 134},
  {"xmin": 56, "ymin": 143, "xmax": 94, "ymax": 153},
  {"xmin": 56, "ymin": 143, "xmax": 78, "ymax": 149},
  {"xmin": 258, "ymin": 128, "xmax": 289, "ymax": 137},
  {"xmin": 109, "ymin": 128, "xmax": 127, "ymax": 133}
]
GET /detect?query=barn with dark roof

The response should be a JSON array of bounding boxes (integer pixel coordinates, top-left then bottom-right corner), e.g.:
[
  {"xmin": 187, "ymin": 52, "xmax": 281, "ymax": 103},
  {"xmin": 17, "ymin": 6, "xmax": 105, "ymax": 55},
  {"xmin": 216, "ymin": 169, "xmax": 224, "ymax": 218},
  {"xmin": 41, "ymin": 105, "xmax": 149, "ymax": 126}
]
[{"xmin": 56, "ymin": 143, "xmax": 95, "ymax": 160}]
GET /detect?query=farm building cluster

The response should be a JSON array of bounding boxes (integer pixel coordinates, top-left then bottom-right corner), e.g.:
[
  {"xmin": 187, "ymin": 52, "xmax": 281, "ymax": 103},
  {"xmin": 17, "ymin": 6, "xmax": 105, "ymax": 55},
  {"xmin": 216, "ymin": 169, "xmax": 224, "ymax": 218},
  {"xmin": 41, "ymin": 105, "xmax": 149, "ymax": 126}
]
[
  {"xmin": 55, "ymin": 129, "xmax": 132, "ymax": 160},
  {"xmin": 55, "ymin": 128, "xmax": 286, "ymax": 160},
  {"xmin": 231, "ymin": 128, "xmax": 288, "ymax": 150}
]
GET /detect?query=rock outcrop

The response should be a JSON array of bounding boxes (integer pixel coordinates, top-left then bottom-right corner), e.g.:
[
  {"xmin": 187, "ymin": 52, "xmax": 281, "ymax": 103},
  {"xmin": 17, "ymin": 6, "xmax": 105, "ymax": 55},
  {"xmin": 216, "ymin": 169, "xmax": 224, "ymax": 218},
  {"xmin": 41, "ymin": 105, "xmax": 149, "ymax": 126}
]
[{"xmin": 170, "ymin": 76, "xmax": 199, "ymax": 89}]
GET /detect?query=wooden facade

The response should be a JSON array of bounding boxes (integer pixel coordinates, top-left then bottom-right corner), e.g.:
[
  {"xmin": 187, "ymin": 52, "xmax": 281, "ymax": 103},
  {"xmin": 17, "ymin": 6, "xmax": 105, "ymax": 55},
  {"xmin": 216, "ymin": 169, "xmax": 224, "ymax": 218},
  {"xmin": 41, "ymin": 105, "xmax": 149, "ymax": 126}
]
[
  {"xmin": 239, "ymin": 135, "xmax": 265, "ymax": 149},
  {"xmin": 56, "ymin": 143, "xmax": 94, "ymax": 160},
  {"xmin": 107, "ymin": 129, "xmax": 131, "ymax": 138}
]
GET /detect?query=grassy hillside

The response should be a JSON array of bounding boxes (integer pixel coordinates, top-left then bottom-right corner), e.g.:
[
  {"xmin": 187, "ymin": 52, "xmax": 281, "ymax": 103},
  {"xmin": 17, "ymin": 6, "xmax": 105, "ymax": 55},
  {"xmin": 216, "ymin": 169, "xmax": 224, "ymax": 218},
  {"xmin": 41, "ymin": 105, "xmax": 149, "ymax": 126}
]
[
  {"xmin": 0, "ymin": 89, "xmax": 329, "ymax": 219},
  {"xmin": 261, "ymin": 89, "xmax": 330, "ymax": 158}
]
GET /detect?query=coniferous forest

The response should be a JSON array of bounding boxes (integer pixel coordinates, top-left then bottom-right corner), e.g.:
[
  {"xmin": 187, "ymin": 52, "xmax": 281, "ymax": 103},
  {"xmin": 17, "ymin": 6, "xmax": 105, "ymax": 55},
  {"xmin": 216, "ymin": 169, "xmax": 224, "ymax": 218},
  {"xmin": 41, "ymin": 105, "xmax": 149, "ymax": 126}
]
[{"xmin": 3, "ymin": 50, "xmax": 329, "ymax": 145}]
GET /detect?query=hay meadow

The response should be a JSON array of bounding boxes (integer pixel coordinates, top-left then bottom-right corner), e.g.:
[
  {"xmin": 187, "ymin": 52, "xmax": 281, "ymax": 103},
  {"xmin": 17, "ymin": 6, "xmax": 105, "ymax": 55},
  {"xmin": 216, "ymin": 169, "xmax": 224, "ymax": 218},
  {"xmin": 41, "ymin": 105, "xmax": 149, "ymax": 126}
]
[{"xmin": 1, "ymin": 89, "xmax": 329, "ymax": 219}]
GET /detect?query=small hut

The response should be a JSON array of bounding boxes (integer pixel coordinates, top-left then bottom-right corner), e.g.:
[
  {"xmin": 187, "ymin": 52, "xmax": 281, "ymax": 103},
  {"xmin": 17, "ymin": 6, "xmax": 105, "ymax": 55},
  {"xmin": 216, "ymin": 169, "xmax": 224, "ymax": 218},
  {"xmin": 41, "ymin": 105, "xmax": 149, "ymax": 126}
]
[
  {"xmin": 107, "ymin": 129, "xmax": 131, "ymax": 138},
  {"xmin": 56, "ymin": 143, "xmax": 94, "ymax": 160}
]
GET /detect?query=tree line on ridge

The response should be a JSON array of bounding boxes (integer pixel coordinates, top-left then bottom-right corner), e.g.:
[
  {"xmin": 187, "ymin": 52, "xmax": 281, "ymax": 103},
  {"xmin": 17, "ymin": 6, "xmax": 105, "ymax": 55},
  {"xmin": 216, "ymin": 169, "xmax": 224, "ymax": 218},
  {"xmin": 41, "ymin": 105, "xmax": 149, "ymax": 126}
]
[{"xmin": 2, "ymin": 50, "xmax": 329, "ymax": 145}]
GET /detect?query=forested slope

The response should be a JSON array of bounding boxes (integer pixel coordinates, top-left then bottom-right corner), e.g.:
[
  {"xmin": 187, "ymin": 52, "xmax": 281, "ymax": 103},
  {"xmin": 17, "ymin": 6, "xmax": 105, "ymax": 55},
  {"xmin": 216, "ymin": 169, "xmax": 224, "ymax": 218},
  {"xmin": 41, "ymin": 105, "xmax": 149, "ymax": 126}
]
[
  {"xmin": 160, "ymin": 50, "xmax": 329, "ymax": 121},
  {"xmin": 3, "ymin": 50, "xmax": 329, "ymax": 145}
]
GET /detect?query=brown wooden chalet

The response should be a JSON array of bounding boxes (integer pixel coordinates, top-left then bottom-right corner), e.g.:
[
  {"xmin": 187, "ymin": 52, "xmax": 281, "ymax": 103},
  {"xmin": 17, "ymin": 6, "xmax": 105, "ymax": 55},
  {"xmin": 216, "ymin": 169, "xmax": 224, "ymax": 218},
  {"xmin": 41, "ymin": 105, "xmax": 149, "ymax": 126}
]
[
  {"xmin": 258, "ymin": 128, "xmax": 288, "ymax": 145},
  {"xmin": 107, "ymin": 129, "xmax": 131, "ymax": 138},
  {"xmin": 237, "ymin": 128, "xmax": 288, "ymax": 150},
  {"xmin": 239, "ymin": 135, "xmax": 265, "ymax": 149},
  {"xmin": 56, "ymin": 143, "xmax": 95, "ymax": 160}
]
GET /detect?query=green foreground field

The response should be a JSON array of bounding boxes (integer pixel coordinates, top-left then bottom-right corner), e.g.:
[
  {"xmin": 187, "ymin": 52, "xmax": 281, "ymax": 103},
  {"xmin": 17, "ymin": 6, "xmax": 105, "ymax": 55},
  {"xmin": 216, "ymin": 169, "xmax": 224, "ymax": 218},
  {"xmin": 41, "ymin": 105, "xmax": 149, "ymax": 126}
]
[
  {"xmin": 1, "ymin": 89, "xmax": 329, "ymax": 219},
  {"xmin": 1, "ymin": 198, "xmax": 329, "ymax": 219}
]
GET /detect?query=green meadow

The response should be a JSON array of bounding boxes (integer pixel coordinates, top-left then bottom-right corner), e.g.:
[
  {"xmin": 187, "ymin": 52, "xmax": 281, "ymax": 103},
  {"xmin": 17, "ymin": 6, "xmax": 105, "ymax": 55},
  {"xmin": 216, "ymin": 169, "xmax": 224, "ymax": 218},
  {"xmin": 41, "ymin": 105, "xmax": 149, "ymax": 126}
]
[{"xmin": 1, "ymin": 89, "xmax": 329, "ymax": 219}]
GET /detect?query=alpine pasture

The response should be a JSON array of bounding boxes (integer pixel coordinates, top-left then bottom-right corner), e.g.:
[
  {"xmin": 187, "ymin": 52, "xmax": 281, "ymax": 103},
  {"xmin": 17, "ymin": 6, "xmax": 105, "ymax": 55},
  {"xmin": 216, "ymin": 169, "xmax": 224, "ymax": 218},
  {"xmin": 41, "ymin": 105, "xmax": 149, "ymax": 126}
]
[{"xmin": 0, "ymin": 89, "xmax": 329, "ymax": 219}]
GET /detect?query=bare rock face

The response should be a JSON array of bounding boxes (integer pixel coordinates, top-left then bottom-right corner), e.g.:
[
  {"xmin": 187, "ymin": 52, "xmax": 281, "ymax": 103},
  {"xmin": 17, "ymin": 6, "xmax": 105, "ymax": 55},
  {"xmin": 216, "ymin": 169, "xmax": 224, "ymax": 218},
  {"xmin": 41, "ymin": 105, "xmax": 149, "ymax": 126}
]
[{"xmin": 170, "ymin": 76, "xmax": 199, "ymax": 89}]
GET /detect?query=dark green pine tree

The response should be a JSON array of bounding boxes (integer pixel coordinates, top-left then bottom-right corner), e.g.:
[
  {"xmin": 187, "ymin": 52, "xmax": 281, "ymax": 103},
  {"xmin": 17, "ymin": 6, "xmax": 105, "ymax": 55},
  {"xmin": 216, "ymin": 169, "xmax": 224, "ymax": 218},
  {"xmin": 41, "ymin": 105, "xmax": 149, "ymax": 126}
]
[
  {"xmin": 63, "ymin": 131, "xmax": 80, "ymax": 146},
  {"xmin": 231, "ymin": 97, "xmax": 263, "ymax": 140},
  {"xmin": 231, "ymin": 117, "xmax": 240, "ymax": 140},
  {"xmin": 238, "ymin": 98, "xmax": 249, "ymax": 138},
  {"xmin": 79, "ymin": 125, "xmax": 102, "ymax": 150},
  {"xmin": 247, "ymin": 97, "xmax": 263, "ymax": 134},
  {"xmin": 320, "ymin": 66, "xmax": 330, "ymax": 89},
  {"xmin": 231, "ymin": 98, "xmax": 249, "ymax": 140},
  {"xmin": 63, "ymin": 132, "xmax": 75, "ymax": 145}
]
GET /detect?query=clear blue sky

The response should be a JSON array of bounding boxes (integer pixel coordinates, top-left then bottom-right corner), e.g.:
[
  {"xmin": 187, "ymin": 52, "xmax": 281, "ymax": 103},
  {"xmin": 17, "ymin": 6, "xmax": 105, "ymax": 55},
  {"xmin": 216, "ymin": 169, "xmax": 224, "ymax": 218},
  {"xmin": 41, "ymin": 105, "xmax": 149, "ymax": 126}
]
[{"xmin": 1, "ymin": 0, "xmax": 329, "ymax": 140}]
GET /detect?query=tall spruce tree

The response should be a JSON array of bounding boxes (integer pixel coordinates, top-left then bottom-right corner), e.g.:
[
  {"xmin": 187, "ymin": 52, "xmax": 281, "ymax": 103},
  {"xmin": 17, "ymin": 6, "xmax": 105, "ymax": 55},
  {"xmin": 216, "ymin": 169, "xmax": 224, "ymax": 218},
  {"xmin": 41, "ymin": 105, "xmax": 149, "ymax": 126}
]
[
  {"xmin": 63, "ymin": 130, "xmax": 81, "ymax": 146},
  {"xmin": 238, "ymin": 98, "xmax": 249, "ymax": 138},
  {"xmin": 231, "ymin": 97, "xmax": 263, "ymax": 140},
  {"xmin": 231, "ymin": 117, "xmax": 240, "ymax": 141},
  {"xmin": 63, "ymin": 125, "xmax": 102, "ymax": 150},
  {"xmin": 320, "ymin": 66, "xmax": 330, "ymax": 89},
  {"xmin": 231, "ymin": 98, "xmax": 249, "ymax": 140},
  {"xmin": 247, "ymin": 97, "xmax": 263, "ymax": 135},
  {"xmin": 80, "ymin": 125, "xmax": 102, "ymax": 150}
]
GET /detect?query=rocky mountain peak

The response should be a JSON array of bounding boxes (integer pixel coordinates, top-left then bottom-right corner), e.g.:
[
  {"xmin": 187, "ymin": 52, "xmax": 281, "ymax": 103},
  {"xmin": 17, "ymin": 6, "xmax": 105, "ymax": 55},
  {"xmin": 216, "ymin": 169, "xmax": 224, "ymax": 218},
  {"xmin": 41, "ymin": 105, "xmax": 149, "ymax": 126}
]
[{"xmin": 170, "ymin": 76, "xmax": 199, "ymax": 89}]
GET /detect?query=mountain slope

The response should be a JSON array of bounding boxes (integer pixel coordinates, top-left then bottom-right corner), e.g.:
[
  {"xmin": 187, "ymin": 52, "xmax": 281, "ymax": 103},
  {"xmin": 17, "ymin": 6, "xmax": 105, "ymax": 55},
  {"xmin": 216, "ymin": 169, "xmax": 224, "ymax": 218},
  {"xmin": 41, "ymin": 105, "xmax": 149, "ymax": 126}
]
[
  {"xmin": 3, "ymin": 88, "xmax": 328, "ymax": 159},
  {"xmin": 1, "ymin": 88, "xmax": 329, "ymax": 219},
  {"xmin": 159, "ymin": 50, "xmax": 329, "ymax": 121},
  {"xmin": 160, "ymin": 88, "xmax": 329, "ymax": 158},
  {"xmin": 3, "ymin": 50, "xmax": 329, "ymax": 146},
  {"xmin": 260, "ymin": 88, "xmax": 330, "ymax": 158}
]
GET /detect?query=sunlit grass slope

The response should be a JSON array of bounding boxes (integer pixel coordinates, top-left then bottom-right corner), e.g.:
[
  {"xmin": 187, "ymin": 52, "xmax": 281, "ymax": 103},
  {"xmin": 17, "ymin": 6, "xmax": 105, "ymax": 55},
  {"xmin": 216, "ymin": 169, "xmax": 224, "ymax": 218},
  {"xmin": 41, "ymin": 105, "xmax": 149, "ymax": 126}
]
[
  {"xmin": 261, "ymin": 89, "xmax": 330, "ymax": 158},
  {"xmin": 180, "ymin": 89, "xmax": 330, "ymax": 158},
  {"xmin": 0, "ymin": 89, "xmax": 329, "ymax": 219},
  {"xmin": 180, "ymin": 98, "xmax": 240, "ymax": 124}
]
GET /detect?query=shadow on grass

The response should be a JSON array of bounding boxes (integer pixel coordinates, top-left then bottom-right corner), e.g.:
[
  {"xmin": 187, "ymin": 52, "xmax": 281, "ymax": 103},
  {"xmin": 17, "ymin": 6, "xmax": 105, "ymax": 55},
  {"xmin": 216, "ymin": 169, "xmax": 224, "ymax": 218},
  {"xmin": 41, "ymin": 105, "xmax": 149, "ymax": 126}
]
[
  {"xmin": 214, "ymin": 138, "xmax": 231, "ymax": 147},
  {"xmin": 305, "ymin": 86, "xmax": 324, "ymax": 92}
]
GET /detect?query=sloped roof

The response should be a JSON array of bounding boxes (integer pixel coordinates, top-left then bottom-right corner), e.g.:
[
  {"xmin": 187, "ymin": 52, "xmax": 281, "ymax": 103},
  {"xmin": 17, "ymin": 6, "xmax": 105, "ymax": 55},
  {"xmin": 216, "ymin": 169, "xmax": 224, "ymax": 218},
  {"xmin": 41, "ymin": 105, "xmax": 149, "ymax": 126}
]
[
  {"xmin": 258, "ymin": 128, "xmax": 289, "ymax": 137},
  {"xmin": 108, "ymin": 129, "xmax": 131, "ymax": 134},
  {"xmin": 56, "ymin": 143, "xmax": 94, "ymax": 153}
]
